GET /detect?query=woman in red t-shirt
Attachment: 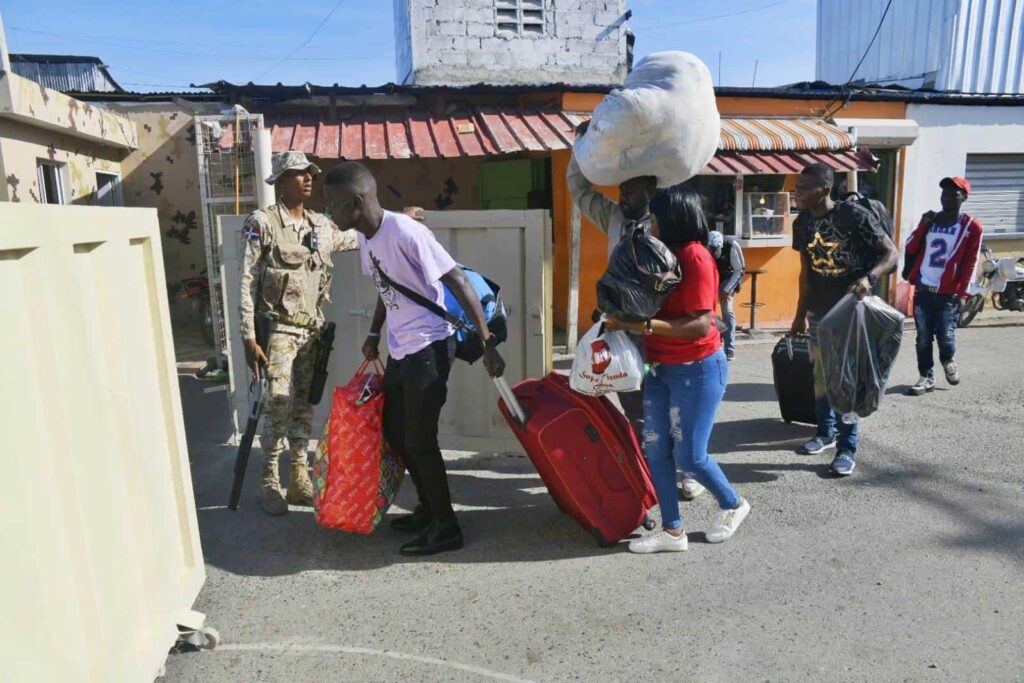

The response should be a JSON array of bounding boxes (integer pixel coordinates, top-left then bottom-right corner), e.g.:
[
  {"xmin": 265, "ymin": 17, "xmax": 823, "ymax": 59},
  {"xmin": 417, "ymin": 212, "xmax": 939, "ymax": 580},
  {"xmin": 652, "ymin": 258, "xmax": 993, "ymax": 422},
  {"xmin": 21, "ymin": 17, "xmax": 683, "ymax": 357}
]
[{"xmin": 606, "ymin": 185, "xmax": 751, "ymax": 554}]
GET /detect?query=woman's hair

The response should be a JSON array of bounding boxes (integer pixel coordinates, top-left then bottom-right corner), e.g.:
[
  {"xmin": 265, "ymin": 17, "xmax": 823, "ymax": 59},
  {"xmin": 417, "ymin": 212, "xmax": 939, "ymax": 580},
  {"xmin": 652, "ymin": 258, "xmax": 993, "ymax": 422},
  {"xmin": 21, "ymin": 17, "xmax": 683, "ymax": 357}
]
[{"xmin": 649, "ymin": 184, "xmax": 709, "ymax": 249}]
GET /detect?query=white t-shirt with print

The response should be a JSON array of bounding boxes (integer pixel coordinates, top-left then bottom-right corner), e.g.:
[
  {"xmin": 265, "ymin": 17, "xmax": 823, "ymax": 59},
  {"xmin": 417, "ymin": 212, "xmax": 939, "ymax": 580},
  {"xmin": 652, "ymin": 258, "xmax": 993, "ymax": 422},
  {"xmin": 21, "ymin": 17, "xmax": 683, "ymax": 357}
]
[{"xmin": 359, "ymin": 210, "xmax": 457, "ymax": 360}]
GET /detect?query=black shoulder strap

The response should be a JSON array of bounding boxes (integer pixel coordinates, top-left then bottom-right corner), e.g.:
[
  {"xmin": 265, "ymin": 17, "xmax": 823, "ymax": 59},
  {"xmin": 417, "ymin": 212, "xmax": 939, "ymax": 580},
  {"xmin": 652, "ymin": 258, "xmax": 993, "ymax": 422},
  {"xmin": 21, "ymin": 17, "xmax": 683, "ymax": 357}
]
[{"xmin": 373, "ymin": 261, "xmax": 467, "ymax": 330}]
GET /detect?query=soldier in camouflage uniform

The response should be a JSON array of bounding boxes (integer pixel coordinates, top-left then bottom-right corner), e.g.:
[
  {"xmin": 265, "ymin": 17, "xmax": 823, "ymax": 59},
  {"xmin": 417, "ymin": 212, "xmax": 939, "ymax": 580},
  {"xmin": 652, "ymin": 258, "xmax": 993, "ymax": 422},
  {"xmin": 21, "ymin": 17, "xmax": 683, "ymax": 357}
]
[{"xmin": 240, "ymin": 151, "xmax": 360, "ymax": 515}]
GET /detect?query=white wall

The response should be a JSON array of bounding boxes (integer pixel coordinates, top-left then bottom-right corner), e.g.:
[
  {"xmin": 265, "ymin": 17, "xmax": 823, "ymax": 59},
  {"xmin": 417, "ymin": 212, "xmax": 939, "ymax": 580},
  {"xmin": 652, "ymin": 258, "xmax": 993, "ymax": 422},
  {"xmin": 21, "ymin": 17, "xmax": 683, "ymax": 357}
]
[{"xmin": 902, "ymin": 103, "xmax": 1024, "ymax": 240}]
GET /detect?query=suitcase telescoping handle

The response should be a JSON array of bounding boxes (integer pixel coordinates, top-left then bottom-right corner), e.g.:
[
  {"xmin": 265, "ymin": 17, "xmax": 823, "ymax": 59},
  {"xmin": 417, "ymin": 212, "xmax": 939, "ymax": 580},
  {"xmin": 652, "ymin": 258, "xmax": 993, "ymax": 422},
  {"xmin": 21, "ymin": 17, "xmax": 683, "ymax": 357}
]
[{"xmin": 493, "ymin": 376, "xmax": 528, "ymax": 429}]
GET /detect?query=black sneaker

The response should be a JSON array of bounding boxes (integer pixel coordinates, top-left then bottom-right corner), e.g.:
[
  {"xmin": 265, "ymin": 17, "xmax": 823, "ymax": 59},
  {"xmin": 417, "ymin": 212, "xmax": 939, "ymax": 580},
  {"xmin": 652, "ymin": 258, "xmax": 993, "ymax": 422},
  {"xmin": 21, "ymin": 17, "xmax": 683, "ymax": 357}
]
[
  {"xmin": 725, "ymin": 349, "xmax": 736, "ymax": 361},
  {"xmin": 399, "ymin": 521, "xmax": 464, "ymax": 556},
  {"xmin": 389, "ymin": 506, "xmax": 433, "ymax": 533}
]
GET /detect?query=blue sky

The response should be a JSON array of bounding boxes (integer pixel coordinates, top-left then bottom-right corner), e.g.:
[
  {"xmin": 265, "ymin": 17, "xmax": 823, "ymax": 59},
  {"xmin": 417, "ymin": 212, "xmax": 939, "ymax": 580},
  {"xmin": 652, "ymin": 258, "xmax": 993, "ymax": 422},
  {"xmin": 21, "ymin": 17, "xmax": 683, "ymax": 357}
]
[{"xmin": 2, "ymin": 0, "xmax": 818, "ymax": 92}]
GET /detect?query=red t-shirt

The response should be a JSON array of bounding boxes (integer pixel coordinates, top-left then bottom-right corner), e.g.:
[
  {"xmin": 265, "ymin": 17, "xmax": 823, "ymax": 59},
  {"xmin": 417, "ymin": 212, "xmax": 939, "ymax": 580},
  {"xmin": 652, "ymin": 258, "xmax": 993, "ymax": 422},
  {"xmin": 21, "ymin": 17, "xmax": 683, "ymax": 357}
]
[{"xmin": 644, "ymin": 242, "xmax": 722, "ymax": 364}]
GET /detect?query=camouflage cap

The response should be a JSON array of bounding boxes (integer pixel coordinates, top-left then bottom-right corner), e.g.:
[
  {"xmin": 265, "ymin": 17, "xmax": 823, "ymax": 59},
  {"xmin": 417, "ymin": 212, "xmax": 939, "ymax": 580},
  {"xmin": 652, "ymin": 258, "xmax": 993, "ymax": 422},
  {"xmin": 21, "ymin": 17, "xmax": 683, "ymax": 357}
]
[{"xmin": 265, "ymin": 151, "xmax": 321, "ymax": 184}]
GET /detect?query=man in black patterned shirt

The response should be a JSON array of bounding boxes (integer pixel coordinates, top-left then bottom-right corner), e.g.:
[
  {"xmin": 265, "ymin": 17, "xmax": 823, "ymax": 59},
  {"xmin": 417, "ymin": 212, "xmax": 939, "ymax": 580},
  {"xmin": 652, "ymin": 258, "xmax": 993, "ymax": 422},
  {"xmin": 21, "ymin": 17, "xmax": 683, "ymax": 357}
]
[{"xmin": 790, "ymin": 163, "xmax": 898, "ymax": 476}]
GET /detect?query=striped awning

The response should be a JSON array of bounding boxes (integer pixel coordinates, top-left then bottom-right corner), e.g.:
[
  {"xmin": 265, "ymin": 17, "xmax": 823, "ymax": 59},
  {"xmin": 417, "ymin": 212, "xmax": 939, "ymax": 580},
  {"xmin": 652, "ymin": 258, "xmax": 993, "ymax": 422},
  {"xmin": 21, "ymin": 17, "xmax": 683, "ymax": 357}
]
[
  {"xmin": 718, "ymin": 117, "xmax": 854, "ymax": 152},
  {"xmin": 234, "ymin": 111, "xmax": 868, "ymax": 173},
  {"xmin": 703, "ymin": 148, "xmax": 878, "ymax": 175}
]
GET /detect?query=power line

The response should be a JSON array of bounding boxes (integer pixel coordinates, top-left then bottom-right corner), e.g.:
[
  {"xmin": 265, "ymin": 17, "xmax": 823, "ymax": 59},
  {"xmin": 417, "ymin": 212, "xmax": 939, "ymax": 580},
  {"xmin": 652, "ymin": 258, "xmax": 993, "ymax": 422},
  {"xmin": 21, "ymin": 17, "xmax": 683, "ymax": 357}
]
[
  {"xmin": 844, "ymin": 0, "xmax": 894, "ymax": 86},
  {"xmin": 820, "ymin": 0, "xmax": 894, "ymax": 119},
  {"xmin": 253, "ymin": 0, "xmax": 348, "ymax": 82},
  {"xmin": 632, "ymin": 0, "xmax": 790, "ymax": 31}
]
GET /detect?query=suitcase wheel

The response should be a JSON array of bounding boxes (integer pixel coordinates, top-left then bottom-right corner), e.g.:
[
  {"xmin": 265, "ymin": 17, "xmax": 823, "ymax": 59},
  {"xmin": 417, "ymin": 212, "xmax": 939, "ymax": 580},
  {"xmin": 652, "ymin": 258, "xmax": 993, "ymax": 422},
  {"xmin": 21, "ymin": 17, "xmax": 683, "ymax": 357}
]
[
  {"xmin": 591, "ymin": 527, "xmax": 617, "ymax": 548},
  {"xmin": 642, "ymin": 515, "xmax": 657, "ymax": 531}
]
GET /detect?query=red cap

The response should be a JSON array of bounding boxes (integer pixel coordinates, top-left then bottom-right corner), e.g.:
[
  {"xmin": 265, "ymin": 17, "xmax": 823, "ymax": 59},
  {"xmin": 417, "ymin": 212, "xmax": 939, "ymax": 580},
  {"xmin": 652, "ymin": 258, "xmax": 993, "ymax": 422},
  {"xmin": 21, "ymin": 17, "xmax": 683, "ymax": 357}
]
[{"xmin": 940, "ymin": 176, "xmax": 971, "ymax": 196}]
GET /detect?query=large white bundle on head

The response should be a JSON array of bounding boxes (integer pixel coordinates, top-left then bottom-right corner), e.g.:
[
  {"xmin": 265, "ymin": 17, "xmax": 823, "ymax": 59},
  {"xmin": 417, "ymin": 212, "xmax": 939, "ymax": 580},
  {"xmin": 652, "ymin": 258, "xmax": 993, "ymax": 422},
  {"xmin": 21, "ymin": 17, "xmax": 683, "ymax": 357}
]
[{"xmin": 575, "ymin": 51, "xmax": 721, "ymax": 188}]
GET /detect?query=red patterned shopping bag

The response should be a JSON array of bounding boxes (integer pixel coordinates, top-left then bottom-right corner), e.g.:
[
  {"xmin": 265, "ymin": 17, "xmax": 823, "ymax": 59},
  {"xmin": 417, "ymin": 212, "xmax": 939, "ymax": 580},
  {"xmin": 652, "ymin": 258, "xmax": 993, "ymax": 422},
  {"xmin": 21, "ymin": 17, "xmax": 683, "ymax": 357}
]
[{"xmin": 311, "ymin": 360, "xmax": 404, "ymax": 534}]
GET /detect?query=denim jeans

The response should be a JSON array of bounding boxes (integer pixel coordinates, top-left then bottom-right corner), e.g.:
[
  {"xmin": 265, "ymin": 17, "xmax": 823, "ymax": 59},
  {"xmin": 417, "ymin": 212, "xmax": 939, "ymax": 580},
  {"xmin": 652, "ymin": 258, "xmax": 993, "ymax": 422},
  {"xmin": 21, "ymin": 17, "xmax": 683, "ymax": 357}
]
[
  {"xmin": 719, "ymin": 292, "xmax": 736, "ymax": 353},
  {"xmin": 642, "ymin": 348, "xmax": 740, "ymax": 530},
  {"xmin": 382, "ymin": 336, "xmax": 457, "ymax": 525},
  {"xmin": 913, "ymin": 289, "xmax": 959, "ymax": 379},
  {"xmin": 808, "ymin": 314, "xmax": 859, "ymax": 455}
]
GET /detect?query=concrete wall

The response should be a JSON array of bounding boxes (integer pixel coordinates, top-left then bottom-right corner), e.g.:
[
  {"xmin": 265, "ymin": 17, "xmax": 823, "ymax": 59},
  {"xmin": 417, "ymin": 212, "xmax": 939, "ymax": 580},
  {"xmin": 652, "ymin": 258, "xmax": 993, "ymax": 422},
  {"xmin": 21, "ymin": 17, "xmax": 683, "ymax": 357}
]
[
  {"xmin": 0, "ymin": 71, "xmax": 137, "ymax": 149},
  {"xmin": 395, "ymin": 0, "xmax": 628, "ymax": 86},
  {"xmin": 0, "ymin": 118, "xmax": 124, "ymax": 204},
  {"xmin": 106, "ymin": 103, "xmax": 211, "ymax": 287},
  {"xmin": 902, "ymin": 103, "xmax": 1024, "ymax": 247}
]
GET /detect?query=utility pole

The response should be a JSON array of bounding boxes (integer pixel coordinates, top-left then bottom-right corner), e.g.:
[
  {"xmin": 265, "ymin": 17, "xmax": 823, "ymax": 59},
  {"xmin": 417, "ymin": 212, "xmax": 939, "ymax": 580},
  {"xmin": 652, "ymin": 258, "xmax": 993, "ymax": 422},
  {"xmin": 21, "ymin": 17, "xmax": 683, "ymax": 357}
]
[{"xmin": 752, "ymin": 59, "xmax": 759, "ymax": 87}]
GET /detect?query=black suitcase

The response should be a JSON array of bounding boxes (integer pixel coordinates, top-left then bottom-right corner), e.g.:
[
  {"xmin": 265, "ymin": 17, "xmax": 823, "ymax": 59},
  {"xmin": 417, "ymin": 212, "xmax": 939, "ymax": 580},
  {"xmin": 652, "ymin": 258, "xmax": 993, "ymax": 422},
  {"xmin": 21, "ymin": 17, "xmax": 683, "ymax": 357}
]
[{"xmin": 771, "ymin": 335, "xmax": 817, "ymax": 425}]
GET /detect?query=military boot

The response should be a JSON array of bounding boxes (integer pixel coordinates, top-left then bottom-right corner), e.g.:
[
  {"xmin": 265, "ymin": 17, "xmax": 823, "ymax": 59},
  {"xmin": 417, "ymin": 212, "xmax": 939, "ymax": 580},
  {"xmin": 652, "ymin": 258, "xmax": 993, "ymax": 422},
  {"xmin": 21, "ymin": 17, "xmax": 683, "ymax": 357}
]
[
  {"xmin": 259, "ymin": 455, "xmax": 288, "ymax": 516},
  {"xmin": 286, "ymin": 460, "xmax": 315, "ymax": 506}
]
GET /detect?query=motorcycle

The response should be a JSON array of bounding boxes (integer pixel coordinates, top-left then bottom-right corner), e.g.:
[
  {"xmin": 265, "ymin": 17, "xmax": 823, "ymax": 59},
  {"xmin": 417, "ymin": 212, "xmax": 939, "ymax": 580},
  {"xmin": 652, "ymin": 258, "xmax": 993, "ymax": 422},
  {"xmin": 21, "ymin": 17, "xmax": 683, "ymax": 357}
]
[
  {"xmin": 959, "ymin": 244, "xmax": 1024, "ymax": 327},
  {"xmin": 179, "ymin": 273, "xmax": 215, "ymax": 345}
]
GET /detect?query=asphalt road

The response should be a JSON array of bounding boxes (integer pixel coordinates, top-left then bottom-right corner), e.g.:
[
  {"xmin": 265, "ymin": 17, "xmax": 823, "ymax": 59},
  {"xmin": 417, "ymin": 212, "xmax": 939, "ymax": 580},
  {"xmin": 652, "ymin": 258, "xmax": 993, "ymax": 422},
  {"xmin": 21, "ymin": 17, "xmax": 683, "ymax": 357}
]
[{"xmin": 162, "ymin": 323, "xmax": 1024, "ymax": 682}]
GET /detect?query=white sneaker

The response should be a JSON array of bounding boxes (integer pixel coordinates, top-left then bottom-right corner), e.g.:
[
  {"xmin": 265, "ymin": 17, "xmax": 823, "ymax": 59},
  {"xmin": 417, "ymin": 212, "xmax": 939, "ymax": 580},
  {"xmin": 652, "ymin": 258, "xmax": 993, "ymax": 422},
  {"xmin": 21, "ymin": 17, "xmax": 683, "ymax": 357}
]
[
  {"xmin": 680, "ymin": 475, "xmax": 706, "ymax": 500},
  {"xmin": 628, "ymin": 529, "xmax": 689, "ymax": 554},
  {"xmin": 706, "ymin": 498, "xmax": 751, "ymax": 544},
  {"xmin": 907, "ymin": 376, "xmax": 935, "ymax": 396}
]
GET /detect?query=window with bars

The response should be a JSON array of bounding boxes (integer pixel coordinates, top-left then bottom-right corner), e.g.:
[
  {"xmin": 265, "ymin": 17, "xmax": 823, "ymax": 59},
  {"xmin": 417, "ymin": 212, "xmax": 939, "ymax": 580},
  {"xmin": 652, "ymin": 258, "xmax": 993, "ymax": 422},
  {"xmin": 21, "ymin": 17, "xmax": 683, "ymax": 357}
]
[{"xmin": 495, "ymin": 0, "xmax": 546, "ymax": 36}]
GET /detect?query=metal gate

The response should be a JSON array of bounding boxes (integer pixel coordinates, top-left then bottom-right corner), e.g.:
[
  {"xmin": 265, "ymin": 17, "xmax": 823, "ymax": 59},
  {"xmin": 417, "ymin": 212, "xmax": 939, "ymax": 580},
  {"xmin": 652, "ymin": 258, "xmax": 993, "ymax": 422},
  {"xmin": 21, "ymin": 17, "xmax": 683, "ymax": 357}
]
[
  {"xmin": 965, "ymin": 154, "xmax": 1024, "ymax": 235},
  {"xmin": 194, "ymin": 110, "xmax": 264, "ymax": 353},
  {"xmin": 0, "ymin": 204, "xmax": 206, "ymax": 682},
  {"xmin": 218, "ymin": 209, "xmax": 552, "ymax": 453}
]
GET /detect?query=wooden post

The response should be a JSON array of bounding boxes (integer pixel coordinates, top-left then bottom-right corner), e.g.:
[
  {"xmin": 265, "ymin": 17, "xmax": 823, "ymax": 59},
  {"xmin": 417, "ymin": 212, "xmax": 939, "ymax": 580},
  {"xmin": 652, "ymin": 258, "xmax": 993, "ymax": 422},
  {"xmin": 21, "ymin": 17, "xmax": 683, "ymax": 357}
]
[{"xmin": 566, "ymin": 206, "xmax": 581, "ymax": 354}]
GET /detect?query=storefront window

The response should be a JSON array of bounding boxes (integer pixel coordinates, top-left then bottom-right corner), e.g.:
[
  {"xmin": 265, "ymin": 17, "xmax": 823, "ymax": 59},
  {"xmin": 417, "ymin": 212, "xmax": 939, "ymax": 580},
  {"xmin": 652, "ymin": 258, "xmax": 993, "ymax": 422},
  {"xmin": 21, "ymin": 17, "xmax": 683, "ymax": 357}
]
[
  {"xmin": 744, "ymin": 192, "xmax": 791, "ymax": 238},
  {"xmin": 687, "ymin": 175, "xmax": 736, "ymax": 235}
]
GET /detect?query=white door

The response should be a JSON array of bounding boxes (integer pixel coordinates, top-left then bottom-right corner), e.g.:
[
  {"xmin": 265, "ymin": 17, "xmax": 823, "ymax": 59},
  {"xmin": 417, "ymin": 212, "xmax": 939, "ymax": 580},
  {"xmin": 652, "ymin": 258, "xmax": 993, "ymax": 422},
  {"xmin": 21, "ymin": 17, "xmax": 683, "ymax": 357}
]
[{"xmin": 219, "ymin": 209, "xmax": 552, "ymax": 454}]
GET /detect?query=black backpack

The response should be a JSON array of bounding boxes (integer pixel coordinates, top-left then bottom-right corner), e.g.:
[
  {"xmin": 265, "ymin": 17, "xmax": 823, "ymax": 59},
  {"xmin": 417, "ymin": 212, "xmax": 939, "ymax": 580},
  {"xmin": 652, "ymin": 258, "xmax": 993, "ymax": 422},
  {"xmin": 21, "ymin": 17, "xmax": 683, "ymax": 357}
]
[{"xmin": 842, "ymin": 192, "xmax": 894, "ymax": 239}]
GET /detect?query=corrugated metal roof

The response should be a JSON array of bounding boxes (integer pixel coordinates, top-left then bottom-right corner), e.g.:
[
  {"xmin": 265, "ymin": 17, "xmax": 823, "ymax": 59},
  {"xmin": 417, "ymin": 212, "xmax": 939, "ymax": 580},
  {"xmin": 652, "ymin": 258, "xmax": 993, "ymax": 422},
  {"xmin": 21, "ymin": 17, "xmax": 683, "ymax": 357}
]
[
  {"xmin": 225, "ymin": 107, "xmax": 580, "ymax": 158},
  {"xmin": 10, "ymin": 54, "xmax": 123, "ymax": 93},
  {"xmin": 817, "ymin": 0, "xmax": 1024, "ymax": 94},
  {"xmin": 242, "ymin": 112, "xmax": 858, "ymax": 163}
]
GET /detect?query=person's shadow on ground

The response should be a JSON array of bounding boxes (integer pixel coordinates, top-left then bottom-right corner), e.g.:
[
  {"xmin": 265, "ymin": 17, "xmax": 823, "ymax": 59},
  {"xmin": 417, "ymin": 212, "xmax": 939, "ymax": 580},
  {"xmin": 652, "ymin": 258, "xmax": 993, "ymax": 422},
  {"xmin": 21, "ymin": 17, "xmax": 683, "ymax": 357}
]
[{"xmin": 183, "ymin": 376, "xmax": 839, "ymax": 578}]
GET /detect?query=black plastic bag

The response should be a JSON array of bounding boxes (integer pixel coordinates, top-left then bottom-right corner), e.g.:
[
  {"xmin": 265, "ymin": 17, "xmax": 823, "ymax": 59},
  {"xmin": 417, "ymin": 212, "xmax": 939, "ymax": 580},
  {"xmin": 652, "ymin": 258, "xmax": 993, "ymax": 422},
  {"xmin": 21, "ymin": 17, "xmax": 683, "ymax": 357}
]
[
  {"xmin": 597, "ymin": 228, "xmax": 682, "ymax": 322},
  {"xmin": 816, "ymin": 294, "xmax": 904, "ymax": 420}
]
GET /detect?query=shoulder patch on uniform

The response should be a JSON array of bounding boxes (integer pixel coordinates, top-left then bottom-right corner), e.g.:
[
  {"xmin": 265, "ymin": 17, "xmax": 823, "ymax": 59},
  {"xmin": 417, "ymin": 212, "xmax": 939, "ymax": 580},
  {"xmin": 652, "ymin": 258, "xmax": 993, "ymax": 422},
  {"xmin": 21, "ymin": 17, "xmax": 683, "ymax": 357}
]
[{"xmin": 243, "ymin": 222, "xmax": 261, "ymax": 242}]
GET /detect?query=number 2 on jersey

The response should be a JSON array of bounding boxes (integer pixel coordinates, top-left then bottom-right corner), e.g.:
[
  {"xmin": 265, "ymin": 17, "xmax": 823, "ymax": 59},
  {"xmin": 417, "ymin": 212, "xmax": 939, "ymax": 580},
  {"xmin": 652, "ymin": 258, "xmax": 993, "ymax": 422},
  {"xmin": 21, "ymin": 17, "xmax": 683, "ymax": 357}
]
[{"xmin": 928, "ymin": 240, "xmax": 948, "ymax": 268}]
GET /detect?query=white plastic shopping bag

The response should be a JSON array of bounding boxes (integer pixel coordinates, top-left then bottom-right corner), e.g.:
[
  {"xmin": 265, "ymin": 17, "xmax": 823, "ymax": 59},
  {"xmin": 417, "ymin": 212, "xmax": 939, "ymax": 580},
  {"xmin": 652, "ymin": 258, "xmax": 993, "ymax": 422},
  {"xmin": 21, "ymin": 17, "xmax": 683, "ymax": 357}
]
[{"xmin": 570, "ymin": 321, "xmax": 644, "ymax": 396}]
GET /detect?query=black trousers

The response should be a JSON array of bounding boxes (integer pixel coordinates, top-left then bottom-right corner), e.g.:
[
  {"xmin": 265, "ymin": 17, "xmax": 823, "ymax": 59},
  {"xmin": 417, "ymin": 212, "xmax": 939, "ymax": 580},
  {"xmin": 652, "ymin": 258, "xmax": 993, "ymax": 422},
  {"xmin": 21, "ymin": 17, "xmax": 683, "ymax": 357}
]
[{"xmin": 382, "ymin": 336, "xmax": 457, "ymax": 525}]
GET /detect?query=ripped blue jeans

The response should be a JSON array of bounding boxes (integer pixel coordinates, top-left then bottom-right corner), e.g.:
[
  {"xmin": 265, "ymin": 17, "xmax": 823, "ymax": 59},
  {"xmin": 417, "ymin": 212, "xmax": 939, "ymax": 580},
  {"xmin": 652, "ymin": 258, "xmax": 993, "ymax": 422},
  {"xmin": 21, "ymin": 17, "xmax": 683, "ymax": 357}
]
[{"xmin": 642, "ymin": 348, "xmax": 740, "ymax": 530}]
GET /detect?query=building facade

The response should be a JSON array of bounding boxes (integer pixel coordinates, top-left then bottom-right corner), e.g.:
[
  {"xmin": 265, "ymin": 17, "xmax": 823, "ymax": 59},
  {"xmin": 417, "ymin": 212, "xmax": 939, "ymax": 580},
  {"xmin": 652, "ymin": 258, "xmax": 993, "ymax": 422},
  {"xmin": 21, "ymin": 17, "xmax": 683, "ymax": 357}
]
[
  {"xmin": 901, "ymin": 102, "xmax": 1024, "ymax": 256},
  {"xmin": 394, "ymin": 0, "xmax": 630, "ymax": 86},
  {"xmin": 0, "ymin": 49, "xmax": 136, "ymax": 206},
  {"xmin": 817, "ymin": 0, "xmax": 1024, "ymax": 93}
]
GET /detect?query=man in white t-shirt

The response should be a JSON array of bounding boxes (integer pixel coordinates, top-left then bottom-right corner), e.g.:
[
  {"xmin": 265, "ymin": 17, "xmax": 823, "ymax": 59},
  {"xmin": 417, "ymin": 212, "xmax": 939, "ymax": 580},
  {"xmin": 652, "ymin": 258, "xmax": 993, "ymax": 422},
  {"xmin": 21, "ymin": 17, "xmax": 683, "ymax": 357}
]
[
  {"xmin": 324, "ymin": 161, "xmax": 505, "ymax": 556},
  {"xmin": 902, "ymin": 176, "xmax": 983, "ymax": 395}
]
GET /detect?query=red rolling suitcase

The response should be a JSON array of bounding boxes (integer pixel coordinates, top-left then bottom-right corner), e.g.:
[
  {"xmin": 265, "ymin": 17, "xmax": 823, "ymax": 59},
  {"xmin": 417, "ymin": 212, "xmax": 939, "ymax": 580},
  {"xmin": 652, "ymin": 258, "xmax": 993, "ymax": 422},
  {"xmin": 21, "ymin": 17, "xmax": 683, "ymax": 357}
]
[{"xmin": 495, "ymin": 373, "xmax": 658, "ymax": 547}]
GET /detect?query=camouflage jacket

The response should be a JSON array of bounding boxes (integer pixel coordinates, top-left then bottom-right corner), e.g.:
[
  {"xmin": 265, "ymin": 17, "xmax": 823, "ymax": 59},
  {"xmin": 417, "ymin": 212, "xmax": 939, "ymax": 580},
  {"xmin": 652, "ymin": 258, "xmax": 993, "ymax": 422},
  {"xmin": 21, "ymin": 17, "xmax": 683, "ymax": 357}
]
[{"xmin": 239, "ymin": 204, "xmax": 359, "ymax": 340}]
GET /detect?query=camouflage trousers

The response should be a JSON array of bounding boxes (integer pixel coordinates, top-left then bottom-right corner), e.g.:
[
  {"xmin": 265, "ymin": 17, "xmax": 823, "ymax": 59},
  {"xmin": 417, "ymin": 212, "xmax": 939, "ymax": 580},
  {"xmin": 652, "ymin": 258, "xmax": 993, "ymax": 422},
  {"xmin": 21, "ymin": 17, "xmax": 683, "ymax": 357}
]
[{"xmin": 263, "ymin": 328, "xmax": 317, "ymax": 464}]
